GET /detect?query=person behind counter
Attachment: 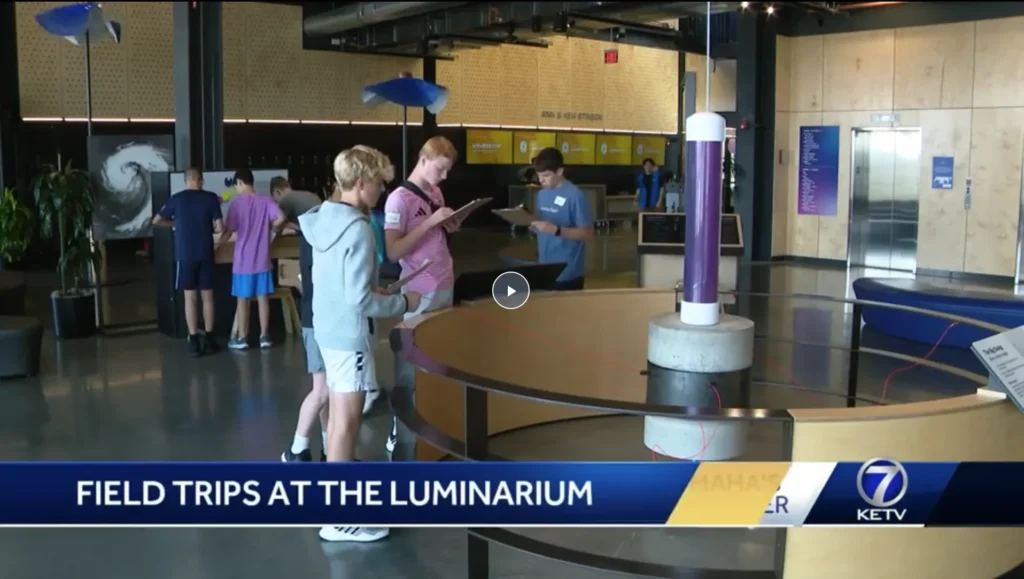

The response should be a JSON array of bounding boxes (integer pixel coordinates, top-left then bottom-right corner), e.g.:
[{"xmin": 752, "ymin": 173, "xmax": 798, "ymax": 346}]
[
  {"xmin": 382, "ymin": 136, "xmax": 464, "ymax": 454},
  {"xmin": 152, "ymin": 167, "xmax": 224, "ymax": 357},
  {"xmin": 299, "ymin": 146, "xmax": 420, "ymax": 543},
  {"xmin": 270, "ymin": 177, "xmax": 321, "ymax": 231},
  {"xmin": 530, "ymin": 147, "xmax": 595, "ymax": 291},
  {"xmin": 223, "ymin": 169, "xmax": 286, "ymax": 350},
  {"xmin": 635, "ymin": 158, "xmax": 665, "ymax": 211}
]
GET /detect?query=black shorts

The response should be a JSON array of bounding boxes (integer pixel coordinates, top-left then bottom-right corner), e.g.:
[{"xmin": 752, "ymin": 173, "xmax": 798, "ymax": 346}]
[{"xmin": 176, "ymin": 260, "xmax": 214, "ymax": 291}]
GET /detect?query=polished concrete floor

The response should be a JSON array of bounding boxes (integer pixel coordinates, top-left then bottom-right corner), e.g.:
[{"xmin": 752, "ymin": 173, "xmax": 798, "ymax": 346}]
[{"xmin": 2, "ymin": 230, "xmax": 1005, "ymax": 578}]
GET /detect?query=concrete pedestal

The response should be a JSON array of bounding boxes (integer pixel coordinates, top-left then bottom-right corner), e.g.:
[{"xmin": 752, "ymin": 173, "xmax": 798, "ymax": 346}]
[{"xmin": 644, "ymin": 312, "xmax": 755, "ymax": 460}]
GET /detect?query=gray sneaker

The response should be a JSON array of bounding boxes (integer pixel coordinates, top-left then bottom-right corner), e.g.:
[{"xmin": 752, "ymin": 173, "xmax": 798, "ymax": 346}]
[{"xmin": 228, "ymin": 337, "xmax": 248, "ymax": 350}]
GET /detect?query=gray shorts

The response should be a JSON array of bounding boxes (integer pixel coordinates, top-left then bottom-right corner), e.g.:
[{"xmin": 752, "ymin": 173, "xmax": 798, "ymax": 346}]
[{"xmin": 301, "ymin": 327, "xmax": 325, "ymax": 374}]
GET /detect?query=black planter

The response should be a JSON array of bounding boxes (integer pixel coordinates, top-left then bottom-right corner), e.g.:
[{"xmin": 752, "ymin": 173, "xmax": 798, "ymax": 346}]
[{"xmin": 50, "ymin": 291, "xmax": 97, "ymax": 339}]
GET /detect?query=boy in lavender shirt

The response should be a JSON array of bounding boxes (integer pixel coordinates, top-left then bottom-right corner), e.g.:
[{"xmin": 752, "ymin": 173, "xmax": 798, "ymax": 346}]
[{"xmin": 224, "ymin": 169, "xmax": 286, "ymax": 350}]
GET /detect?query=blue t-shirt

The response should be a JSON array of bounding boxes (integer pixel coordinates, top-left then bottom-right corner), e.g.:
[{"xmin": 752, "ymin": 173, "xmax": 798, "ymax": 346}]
[
  {"xmin": 158, "ymin": 189, "xmax": 223, "ymax": 263},
  {"xmin": 535, "ymin": 180, "xmax": 593, "ymax": 282}
]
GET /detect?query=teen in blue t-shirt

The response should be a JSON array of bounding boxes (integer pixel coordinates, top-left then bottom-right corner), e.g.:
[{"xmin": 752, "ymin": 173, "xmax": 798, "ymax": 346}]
[
  {"xmin": 529, "ymin": 148, "xmax": 594, "ymax": 291},
  {"xmin": 152, "ymin": 167, "xmax": 224, "ymax": 356}
]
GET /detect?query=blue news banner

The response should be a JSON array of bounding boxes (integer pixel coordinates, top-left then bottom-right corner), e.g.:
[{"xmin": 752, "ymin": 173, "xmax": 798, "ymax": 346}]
[{"xmin": 0, "ymin": 462, "xmax": 1021, "ymax": 526}]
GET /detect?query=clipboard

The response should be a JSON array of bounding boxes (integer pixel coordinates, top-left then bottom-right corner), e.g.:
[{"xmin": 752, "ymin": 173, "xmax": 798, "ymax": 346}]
[
  {"xmin": 385, "ymin": 260, "xmax": 433, "ymax": 294},
  {"xmin": 492, "ymin": 207, "xmax": 537, "ymax": 228},
  {"xmin": 438, "ymin": 197, "xmax": 493, "ymax": 227}
]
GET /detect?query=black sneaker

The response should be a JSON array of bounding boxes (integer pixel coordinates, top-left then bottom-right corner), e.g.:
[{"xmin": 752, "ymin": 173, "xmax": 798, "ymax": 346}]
[
  {"xmin": 187, "ymin": 335, "xmax": 202, "ymax": 358},
  {"xmin": 320, "ymin": 452, "xmax": 327, "ymax": 462},
  {"xmin": 281, "ymin": 448, "xmax": 312, "ymax": 462},
  {"xmin": 200, "ymin": 333, "xmax": 219, "ymax": 355}
]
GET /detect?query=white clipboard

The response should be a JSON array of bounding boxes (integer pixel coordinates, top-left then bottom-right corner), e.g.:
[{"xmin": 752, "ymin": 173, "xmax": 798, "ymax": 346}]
[
  {"xmin": 492, "ymin": 206, "xmax": 538, "ymax": 227},
  {"xmin": 437, "ymin": 197, "xmax": 493, "ymax": 228},
  {"xmin": 385, "ymin": 260, "xmax": 433, "ymax": 294}
]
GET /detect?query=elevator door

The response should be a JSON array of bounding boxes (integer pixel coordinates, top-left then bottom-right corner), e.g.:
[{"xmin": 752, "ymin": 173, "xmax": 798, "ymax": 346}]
[{"xmin": 848, "ymin": 129, "xmax": 922, "ymax": 272}]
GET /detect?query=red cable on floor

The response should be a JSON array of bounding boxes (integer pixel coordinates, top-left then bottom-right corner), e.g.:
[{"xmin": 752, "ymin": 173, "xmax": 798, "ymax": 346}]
[{"xmin": 879, "ymin": 321, "xmax": 958, "ymax": 403}]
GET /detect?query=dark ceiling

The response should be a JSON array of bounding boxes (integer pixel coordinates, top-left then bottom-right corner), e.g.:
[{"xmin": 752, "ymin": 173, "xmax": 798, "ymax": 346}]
[{"xmin": 289, "ymin": 2, "xmax": 909, "ymax": 60}]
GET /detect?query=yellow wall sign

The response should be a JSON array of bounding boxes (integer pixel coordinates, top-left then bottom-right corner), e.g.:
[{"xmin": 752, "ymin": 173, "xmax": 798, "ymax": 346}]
[
  {"xmin": 632, "ymin": 135, "xmax": 667, "ymax": 166},
  {"xmin": 557, "ymin": 133, "xmax": 596, "ymax": 165},
  {"xmin": 596, "ymin": 134, "xmax": 633, "ymax": 166},
  {"xmin": 512, "ymin": 131, "xmax": 557, "ymax": 164},
  {"xmin": 465, "ymin": 130, "xmax": 513, "ymax": 164}
]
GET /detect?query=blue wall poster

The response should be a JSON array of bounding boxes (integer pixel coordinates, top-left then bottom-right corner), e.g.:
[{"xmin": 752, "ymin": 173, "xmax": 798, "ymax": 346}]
[
  {"xmin": 797, "ymin": 126, "xmax": 840, "ymax": 216},
  {"xmin": 932, "ymin": 156, "xmax": 954, "ymax": 189}
]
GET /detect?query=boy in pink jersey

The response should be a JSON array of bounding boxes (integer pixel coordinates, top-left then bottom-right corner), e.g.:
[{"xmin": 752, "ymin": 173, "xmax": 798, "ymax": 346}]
[
  {"xmin": 381, "ymin": 136, "xmax": 464, "ymax": 453},
  {"xmin": 223, "ymin": 169, "xmax": 286, "ymax": 350}
]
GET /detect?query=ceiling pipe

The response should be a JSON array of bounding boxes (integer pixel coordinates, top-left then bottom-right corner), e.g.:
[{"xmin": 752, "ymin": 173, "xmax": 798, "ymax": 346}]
[
  {"xmin": 836, "ymin": 1, "xmax": 905, "ymax": 11},
  {"xmin": 304, "ymin": 2, "xmax": 468, "ymax": 37}
]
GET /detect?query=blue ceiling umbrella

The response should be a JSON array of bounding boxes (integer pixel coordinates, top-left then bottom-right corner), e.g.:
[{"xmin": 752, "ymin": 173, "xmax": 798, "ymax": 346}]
[
  {"xmin": 362, "ymin": 75, "xmax": 450, "ymax": 177},
  {"xmin": 36, "ymin": 3, "xmax": 122, "ymax": 136}
]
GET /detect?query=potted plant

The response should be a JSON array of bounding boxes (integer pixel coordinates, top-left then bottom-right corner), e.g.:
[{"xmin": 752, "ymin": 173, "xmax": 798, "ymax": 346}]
[
  {"xmin": 0, "ymin": 186, "xmax": 32, "ymax": 269},
  {"xmin": 33, "ymin": 161, "xmax": 101, "ymax": 339}
]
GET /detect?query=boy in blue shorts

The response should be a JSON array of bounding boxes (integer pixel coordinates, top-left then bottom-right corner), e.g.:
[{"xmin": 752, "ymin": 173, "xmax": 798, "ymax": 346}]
[{"xmin": 223, "ymin": 169, "xmax": 286, "ymax": 350}]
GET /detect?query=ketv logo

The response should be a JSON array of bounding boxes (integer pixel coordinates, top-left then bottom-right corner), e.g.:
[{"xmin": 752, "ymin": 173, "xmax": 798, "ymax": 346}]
[{"xmin": 855, "ymin": 458, "xmax": 908, "ymax": 522}]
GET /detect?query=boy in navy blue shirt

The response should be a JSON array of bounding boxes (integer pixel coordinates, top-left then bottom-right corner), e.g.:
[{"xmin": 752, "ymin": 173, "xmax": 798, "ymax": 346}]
[
  {"xmin": 153, "ymin": 167, "xmax": 224, "ymax": 356},
  {"xmin": 529, "ymin": 148, "xmax": 594, "ymax": 291}
]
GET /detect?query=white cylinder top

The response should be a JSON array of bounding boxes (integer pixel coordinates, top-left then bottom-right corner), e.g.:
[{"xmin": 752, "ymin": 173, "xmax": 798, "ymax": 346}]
[{"xmin": 685, "ymin": 111, "xmax": 727, "ymax": 143}]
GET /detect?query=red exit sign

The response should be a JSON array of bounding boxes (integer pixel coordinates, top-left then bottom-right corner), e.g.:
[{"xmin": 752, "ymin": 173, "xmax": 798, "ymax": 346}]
[{"xmin": 604, "ymin": 49, "xmax": 619, "ymax": 64}]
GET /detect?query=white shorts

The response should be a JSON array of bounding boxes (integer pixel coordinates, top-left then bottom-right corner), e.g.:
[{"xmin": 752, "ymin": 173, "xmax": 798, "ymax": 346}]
[
  {"xmin": 320, "ymin": 347, "xmax": 378, "ymax": 394},
  {"xmin": 403, "ymin": 289, "xmax": 454, "ymax": 321}
]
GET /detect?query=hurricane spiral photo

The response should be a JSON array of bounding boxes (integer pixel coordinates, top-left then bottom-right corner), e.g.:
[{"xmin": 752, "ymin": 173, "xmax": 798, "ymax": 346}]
[{"xmin": 89, "ymin": 135, "xmax": 175, "ymax": 240}]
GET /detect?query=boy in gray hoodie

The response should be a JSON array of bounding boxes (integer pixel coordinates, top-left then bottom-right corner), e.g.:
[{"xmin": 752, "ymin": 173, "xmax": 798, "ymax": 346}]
[{"xmin": 298, "ymin": 146, "xmax": 421, "ymax": 543}]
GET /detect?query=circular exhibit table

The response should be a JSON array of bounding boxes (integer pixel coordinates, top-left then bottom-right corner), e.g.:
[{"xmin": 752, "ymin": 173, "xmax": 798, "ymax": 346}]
[{"xmin": 389, "ymin": 288, "xmax": 1024, "ymax": 579}]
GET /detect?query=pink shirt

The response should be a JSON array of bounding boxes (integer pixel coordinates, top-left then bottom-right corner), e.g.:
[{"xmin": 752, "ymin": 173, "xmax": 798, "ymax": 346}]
[
  {"xmin": 224, "ymin": 193, "xmax": 282, "ymax": 275},
  {"xmin": 383, "ymin": 185, "xmax": 454, "ymax": 294}
]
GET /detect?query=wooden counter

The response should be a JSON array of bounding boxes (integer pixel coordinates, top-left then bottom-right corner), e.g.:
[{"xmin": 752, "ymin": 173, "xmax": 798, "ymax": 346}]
[{"xmin": 396, "ymin": 288, "xmax": 1024, "ymax": 579}]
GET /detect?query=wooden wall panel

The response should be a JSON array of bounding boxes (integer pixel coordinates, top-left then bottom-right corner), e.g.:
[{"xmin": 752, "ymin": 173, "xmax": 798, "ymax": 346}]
[
  {"xmin": 435, "ymin": 59, "xmax": 462, "ymax": 125},
  {"xmin": 788, "ymin": 36, "xmax": 824, "ymax": 112},
  {"xmin": 221, "ymin": 2, "xmax": 248, "ymax": 120},
  {"xmin": 244, "ymin": 3, "xmax": 302, "ymax": 120},
  {"xmin": 973, "ymin": 17, "xmax": 1024, "ymax": 108},
  {"xmin": 645, "ymin": 46, "xmax": 679, "ymax": 132},
  {"xmin": 896, "ymin": 109, "xmax": 972, "ymax": 272},
  {"xmin": 893, "ymin": 23, "xmax": 975, "ymax": 110},
  {"xmin": 455, "ymin": 48, "xmax": 502, "ymax": 126},
  {"xmin": 81, "ymin": 1, "xmax": 129, "ymax": 118},
  {"xmin": 602, "ymin": 44, "xmax": 635, "ymax": 132},
  {"xmin": 965, "ymin": 107, "xmax": 1024, "ymax": 276},
  {"xmin": 569, "ymin": 37, "xmax": 605, "ymax": 131},
  {"xmin": 685, "ymin": 53, "xmax": 737, "ymax": 113},
  {"xmin": 822, "ymin": 30, "xmax": 895, "ymax": 112},
  {"xmin": 536, "ymin": 37, "xmax": 573, "ymax": 128},
  {"xmin": 15, "ymin": 2, "xmax": 63, "ymax": 118},
  {"xmin": 499, "ymin": 44, "xmax": 539, "ymax": 127},
  {"xmin": 127, "ymin": 3, "xmax": 173, "ymax": 119}
]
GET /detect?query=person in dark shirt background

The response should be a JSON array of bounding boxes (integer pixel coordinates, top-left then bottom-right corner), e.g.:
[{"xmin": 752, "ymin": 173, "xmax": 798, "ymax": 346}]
[
  {"xmin": 152, "ymin": 167, "xmax": 224, "ymax": 357},
  {"xmin": 635, "ymin": 158, "xmax": 665, "ymax": 211}
]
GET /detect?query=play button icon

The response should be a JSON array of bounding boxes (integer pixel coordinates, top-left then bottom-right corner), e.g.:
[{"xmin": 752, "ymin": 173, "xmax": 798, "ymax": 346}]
[{"xmin": 492, "ymin": 271, "xmax": 531, "ymax": 310}]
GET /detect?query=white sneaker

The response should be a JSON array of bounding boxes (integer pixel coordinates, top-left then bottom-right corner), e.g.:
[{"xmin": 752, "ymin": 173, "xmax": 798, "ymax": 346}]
[
  {"xmin": 318, "ymin": 526, "xmax": 390, "ymax": 543},
  {"xmin": 362, "ymin": 389, "xmax": 381, "ymax": 415}
]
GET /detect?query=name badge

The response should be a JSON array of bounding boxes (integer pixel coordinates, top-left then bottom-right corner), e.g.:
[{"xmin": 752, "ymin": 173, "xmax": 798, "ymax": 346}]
[
  {"xmin": 554, "ymin": 196, "xmax": 566, "ymax": 207},
  {"xmin": 385, "ymin": 212, "xmax": 401, "ymax": 224}
]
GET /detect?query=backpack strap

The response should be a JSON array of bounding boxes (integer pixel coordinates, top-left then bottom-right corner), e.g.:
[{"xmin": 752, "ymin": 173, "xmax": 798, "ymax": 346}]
[{"xmin": 401, "ymin": 180, "xmax": 442, "ymax": 212}]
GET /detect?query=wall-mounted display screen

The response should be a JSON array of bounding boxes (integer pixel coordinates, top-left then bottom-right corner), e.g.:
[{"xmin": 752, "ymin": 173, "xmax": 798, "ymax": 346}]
[
  {"xmin": 632, "ymin": 135, "xmax": 667, "ymax": 166},
  {"xmin": 596, "ymin": 134, "xmax": 633, "ymax": 166},
  {"xmin": 556, "ymin": 132, "xmax": 596, "ymax": 166},
  {"xmin": 466, "ymin": 130, "xmax": 513, "ymax": 165},
  {"xmin": 512, "ymin": 131, "xmax": 557, "ymax": 164}
]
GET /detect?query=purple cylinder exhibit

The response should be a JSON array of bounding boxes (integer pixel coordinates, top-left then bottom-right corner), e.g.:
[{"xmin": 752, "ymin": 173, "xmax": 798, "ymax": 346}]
[{"xmin": 681, "ymin": 112, "xmax": 726, "ymax": 326}]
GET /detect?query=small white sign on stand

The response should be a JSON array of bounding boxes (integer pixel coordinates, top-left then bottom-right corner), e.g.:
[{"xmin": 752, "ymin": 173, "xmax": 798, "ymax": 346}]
[{"xmin": 971, "ymin": 326, "xmax": 1024, "ymax": 412}]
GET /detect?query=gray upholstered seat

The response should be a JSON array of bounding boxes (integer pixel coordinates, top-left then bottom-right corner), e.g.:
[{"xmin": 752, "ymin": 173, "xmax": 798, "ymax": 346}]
[{"xmin": 0, "ymin": 316, "xmax": 43, "ymax": 378}]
